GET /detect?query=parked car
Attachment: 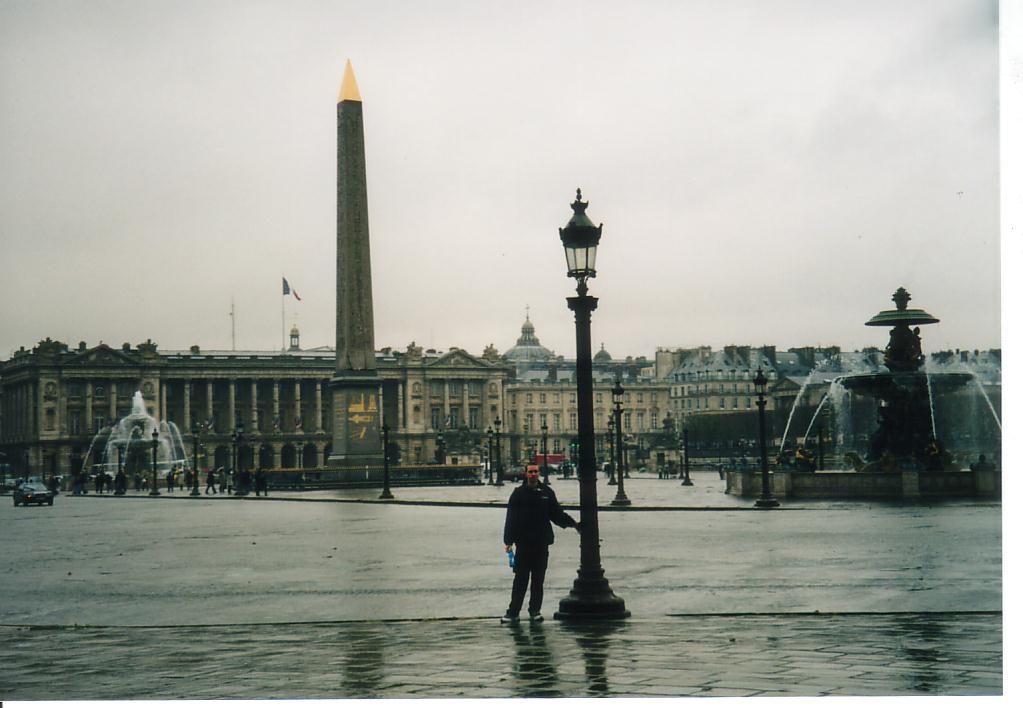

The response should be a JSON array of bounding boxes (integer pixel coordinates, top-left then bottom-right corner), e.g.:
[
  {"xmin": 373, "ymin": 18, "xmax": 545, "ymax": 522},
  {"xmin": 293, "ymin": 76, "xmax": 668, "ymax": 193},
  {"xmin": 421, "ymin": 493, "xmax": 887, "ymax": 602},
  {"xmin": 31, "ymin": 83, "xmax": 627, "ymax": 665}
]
[{"xmin": 13, "ymin": 482, "xmax": 54, "ymax": 506}]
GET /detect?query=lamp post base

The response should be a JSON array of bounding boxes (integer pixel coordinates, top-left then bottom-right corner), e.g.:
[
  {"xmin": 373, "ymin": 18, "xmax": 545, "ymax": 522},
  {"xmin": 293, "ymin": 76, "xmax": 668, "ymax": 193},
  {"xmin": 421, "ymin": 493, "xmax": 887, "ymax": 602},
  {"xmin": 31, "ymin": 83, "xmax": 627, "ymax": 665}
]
[
  {"xmin": 190, "ymin": 486, "xmax": 201, "ymax": 497},
  {"xmin": 554, "ymin": 570, "xmax": 630, "ymax": 621},
  {"xmin": 148, "ymin": 490, "xmax": 161, "ymax": 497},
  {"xmin": 610, "ymin": 493, "xmax": 631, "ymax": 506},
  {"xmin": 754, "ymin": 495, "xmax": 780, "ymax": 508},
  {"xmin": 379, "ymin": 489, "xmax": 394, "ymax": 500},
  {"xmin": 681, "ymin": 478, "xmax": 693, "ymax": 486}
]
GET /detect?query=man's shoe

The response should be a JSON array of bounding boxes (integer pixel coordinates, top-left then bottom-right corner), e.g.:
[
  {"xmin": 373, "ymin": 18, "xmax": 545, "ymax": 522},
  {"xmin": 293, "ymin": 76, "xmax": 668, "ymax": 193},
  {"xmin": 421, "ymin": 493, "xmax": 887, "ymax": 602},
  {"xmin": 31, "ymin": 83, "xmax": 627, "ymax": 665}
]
[
  {"xmin": 528, "ymin": 613, "xmax": 543, "ymax": 623},
  {"xmin": 501, "ymin": 613, "xmax": 520, "ymax": 624}
]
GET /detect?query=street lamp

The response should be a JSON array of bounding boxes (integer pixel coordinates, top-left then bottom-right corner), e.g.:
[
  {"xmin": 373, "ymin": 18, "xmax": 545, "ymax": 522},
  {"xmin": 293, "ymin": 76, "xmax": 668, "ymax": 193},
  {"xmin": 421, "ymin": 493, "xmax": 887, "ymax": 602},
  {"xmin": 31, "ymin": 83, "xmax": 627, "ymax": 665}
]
[
  {"xmin": 606, "ymin": 416, "xmax": 616, "ymax": 485},
  {"xmin": 680, "ymin": 417, "xmax": 693, "ymax": 486},
  {"xmin": 149, "ymin": 427, "xmax": 161, "ymax": 496},
  {"xmin": 486, "ymin": 426, "xmax": 495, "ymax": 484},
  {"xmin": 553, "ymin": 188, "xmax": 629, "ymax": 621},
  {"xmin": 190, "ymin": 421, "xmax": 203, "ymax": 497},
  {"xmin": 541, "ymin": 421, "xmax": 550, "ymax": 485},
  {"xmin": 494, "ymin": 417, "xmax": 504, "ymax": 486},
  {"xmin": 754, "ymin": 367, "xmax": 779, "ymax": 508},
  {"xmin": 232, "ymin": 428, "xmax": 245, "ymax": 495},
  {"xmin": 435, "ymin": 432, "xmax": 446, "ymax": 465},
  {"xmin": 611, "ymin": 378, "xmax": 630, "ymax": 506},
  {"xmin": 380, "ymin": 419, "xmax": 394, "ymax": 499},
  {"xmin": 116, "ymin": 442, "xmax": 125, "ymax": 491}
]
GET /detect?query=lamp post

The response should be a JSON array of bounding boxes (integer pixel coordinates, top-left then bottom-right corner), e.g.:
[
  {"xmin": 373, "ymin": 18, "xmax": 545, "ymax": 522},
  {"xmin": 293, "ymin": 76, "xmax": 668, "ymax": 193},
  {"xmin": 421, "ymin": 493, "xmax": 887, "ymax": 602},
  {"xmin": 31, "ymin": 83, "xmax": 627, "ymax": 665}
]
[
  {"xmin": 754, "ymin": 367, "xmax": 779, "ymax": 508},
  {"xmin": 606, "ymin": 416, "xmax": 616, "ymax": 486},
  {"xmin": 494, "ymin": 417, "xmax": 504, "ymax": 486},
  {"xmin": 232, "ymin": 428, "xmax": 244, "ymax": 495},
  {"xmin": 149, "ymin": 427, "xmax": 161, "ymax": 496},
  {"xmin": 380, "ymin": 420, "xmax": 394, "ymax": 499},
  {"xmin": 541, "ymin": 421, "xmax": 550, "ymax": 485},
  {"xmin": 116, "ymin": 442, "xmax": 125, "ymax": 489},
  {"xmin": 553, "ymin": 188, "xmax": 628, "ymax": 621},
  {"xmin": 486, "ymin": 427, "xmax": 495, "ymax": 484},
  {"xmin": 680, "ymin": 416, "xmax": 693, "ymax": 486},
  {"xmin": 190, "ymin": 421, "xmax": 202, "ymax": 497},
  {"xmin": 435, "ymin": 432, "xmax": 446, "ymax": 465},
  {"xmin": 611, "ymin": 378, "xmax": 631, "ymax": 506}
]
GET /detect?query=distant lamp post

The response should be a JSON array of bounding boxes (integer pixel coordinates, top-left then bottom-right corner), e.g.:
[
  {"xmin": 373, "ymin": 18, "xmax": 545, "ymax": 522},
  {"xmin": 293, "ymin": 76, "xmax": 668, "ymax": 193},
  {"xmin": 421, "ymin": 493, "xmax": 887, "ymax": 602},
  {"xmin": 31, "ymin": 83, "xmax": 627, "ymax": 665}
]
[
  {"xmin": 149, "ymin": 428, "xmax": 161, "ymax": 496},
  {"xmin": 116, "ymin": 442, "xmax": 125, "ymax": 488},
  {"xmin": 553, "ymin": 188, "xmax": 628, "ymax": 621},
  {"xmin": 611, "ymin": 378, "xmax": 631, "ymax": 506},
  {"xmin": 380, "ymin": 420, "xmax": 394, "ymax": 499},
  {"xmin": 494, "ymin": 417, "xmax": 504, "ymax": 486},
  {"xmin": 541, "ymin": 421, "xmax": 550, "ymax": 485},
  {"xmin": 486, "ymin": 426, "xmax": 495, "ymax": 484},
  {"xmin": 190, "ymin": 421, "xmax": 202, "ymax": 497},
  {"xmin": 435, "ymin": 432, "xmax": 446, "ymax": 465},
  {"xmin": 754, "ymin": 367, "xmax": 779, "ymax": 508},
  {"xmin": 606, "ymin": 415, "xmax": 616, "ymax": 485},
  {"xmin": 680, "ymin": 417, "xmax": 693, "ymax": 486}
]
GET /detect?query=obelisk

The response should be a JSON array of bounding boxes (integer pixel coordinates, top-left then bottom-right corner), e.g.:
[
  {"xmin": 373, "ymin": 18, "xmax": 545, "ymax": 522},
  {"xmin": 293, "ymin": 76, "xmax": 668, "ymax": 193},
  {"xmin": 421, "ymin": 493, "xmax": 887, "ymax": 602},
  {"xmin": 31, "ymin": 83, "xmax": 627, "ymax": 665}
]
[{"xmin": 328, "ymin": 60, "xmax": 383, "ymax": 467}]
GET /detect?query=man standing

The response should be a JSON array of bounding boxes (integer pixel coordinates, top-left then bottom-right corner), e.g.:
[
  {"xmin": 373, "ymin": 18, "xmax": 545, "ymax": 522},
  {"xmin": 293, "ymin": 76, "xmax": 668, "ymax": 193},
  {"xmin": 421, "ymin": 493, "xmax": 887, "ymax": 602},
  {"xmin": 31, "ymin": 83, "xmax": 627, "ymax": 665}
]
[{"xmin": 502, "ymin": 465, "xmax": 580, "ymax": 623}]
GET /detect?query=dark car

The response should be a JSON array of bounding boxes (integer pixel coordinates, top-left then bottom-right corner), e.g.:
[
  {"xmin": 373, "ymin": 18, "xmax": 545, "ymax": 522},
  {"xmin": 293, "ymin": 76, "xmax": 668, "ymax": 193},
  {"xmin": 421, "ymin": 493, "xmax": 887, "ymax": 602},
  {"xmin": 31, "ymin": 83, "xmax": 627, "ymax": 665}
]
[{"xmin": 13, "ymin": 482, "xmax": 54, "ymax": 507}]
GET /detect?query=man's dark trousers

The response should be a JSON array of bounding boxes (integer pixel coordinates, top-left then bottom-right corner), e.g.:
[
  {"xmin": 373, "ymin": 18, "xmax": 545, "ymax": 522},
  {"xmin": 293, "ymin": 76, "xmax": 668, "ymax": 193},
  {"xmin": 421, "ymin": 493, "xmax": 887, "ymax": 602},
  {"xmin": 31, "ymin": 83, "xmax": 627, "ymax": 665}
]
[{"xmin": 508, "ymin": 543, "xmax": 549, "ymax": 616}]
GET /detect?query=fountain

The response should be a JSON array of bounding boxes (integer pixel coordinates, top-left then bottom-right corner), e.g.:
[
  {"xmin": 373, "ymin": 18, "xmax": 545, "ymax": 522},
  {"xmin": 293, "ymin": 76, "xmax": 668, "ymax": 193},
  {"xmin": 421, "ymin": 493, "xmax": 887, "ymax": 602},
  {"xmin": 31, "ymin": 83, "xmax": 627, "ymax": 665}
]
[
  {"xmin": 838, "ymin": 288, "xmax": 973, "ymax": 472},
  {"xmin": 82, "ymin": 391, "xmax": 189, "ymax": 478}
]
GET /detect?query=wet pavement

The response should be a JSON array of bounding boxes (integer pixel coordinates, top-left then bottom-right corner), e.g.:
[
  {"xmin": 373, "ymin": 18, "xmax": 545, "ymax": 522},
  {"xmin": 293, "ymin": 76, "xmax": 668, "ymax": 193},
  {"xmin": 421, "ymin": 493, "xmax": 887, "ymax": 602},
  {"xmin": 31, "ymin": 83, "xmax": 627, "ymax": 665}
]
[{"xmin": 0, "ymin": 472, "xmax": 1004, "ymax": 699}]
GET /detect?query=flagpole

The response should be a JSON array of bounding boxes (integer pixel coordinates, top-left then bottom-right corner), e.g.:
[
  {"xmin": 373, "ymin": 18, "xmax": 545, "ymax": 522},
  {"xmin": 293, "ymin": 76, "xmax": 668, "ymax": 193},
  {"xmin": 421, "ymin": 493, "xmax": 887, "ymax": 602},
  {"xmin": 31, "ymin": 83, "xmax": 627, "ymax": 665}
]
[{"xmin": 281, "ymin": 284, "xmax": 286, "ymax": 353}]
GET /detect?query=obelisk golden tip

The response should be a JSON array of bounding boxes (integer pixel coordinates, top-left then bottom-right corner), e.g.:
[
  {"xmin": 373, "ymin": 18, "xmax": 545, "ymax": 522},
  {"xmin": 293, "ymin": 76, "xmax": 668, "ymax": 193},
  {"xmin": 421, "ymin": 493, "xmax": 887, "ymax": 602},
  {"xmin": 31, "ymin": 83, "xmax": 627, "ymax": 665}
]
[{"xmin": 338, "ymin": 59, "xmax": 362, "ymax": 103}]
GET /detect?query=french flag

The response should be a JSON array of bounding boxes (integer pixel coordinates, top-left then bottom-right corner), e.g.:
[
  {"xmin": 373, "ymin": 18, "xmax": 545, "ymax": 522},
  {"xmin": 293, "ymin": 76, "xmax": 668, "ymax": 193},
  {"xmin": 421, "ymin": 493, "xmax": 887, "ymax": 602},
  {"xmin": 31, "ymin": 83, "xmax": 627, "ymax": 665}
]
[{"xmin": 282, "ymin": 277, "xmax": 301, "ymax": 301}]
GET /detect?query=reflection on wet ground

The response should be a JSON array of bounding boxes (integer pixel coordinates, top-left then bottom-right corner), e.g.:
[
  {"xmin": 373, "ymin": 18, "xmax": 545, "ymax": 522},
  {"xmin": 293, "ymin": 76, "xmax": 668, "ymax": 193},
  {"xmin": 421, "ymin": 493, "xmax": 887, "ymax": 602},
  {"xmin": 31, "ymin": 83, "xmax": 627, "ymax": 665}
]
[{"xmin": 0, "ymin": 613, "xmax": 1001, "ymax": 699}]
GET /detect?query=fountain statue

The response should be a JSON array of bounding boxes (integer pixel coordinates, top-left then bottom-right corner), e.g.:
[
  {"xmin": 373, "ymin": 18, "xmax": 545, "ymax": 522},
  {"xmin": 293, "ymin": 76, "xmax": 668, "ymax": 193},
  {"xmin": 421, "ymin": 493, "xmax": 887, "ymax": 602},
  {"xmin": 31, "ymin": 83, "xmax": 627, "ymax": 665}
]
[
  {"xmin": 83, "ymin": 391, "xmax": 189, "ymax": 478},
  {"xmin": 839, "ymin": 288, "xmax": 973, "ymax": 471}
]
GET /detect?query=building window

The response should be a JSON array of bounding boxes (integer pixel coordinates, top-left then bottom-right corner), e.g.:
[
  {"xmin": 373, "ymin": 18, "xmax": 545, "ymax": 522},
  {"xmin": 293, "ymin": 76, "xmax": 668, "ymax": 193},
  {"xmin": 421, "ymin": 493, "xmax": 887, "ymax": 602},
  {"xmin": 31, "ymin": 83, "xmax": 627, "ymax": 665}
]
[
  {"xmin": 596, "ymin": 393, "xmax": 603, "ymax": 403},
  {"xmin": 468, "ymin": 381, "xmax": 482, "ymax": 397},
  {"xmin": 430, "ymin": 380, "xmax": 443, "ymax": 396},
  {"xmin": 469, "ymin": 407, "xmax": 480, "ymax": 429},
  {"xmin": 449, "ymin": 406, "xmax": 461, "ymax": 427},
  {"xmin": 95, "ymin": 386, "xmax": 105, "ymax": 398},
  {"xmin": 448, "ymin": 381, "xmax": 462, "ymax": 397},
  {"xmin": 570, "ymin": 393, "xmax": 576, "ymax": 403},
  {"xmin": 570, "ymin": 412, "xmax": 577, "ymax": 429},
  {"xmin": 553, "ymin": 413, "xmax": 561, "ymax": 431},
  {"xmin": 624, "ymin": 392, "xmax": 631, "ymax": 403},
  {"xmin": 732, "ymin": 397, "xmax": 739, "ymax": 409},
  {"xmin": 540, "ymin": 413, "xmax": 547, "ymax": 428},
  {"xmin": 637, "ymin": 392, "xmax": 643, "ymax": 403},
  {"xmin": 431, "ymin": 407, "xmax": 442, "ymax": 429},
  {"xmin": 70, "ymin": 410, "xmax": 81, "ymax": 435},
  {"xmin": 553, "ymin": 439, "xmax": 563, "ymax": 453},
  {"xmin": 526, "ymin": 393, "xmax": 533, "ymax": 404},
  {"xmin": 69, "ymin": 383, "xmax": 84, "ymax": 398},
  {"xmin": 637, "ymin": 411, "xmax": 645, "ymax": 431},
  {"xmin": 746, "ymin": 398, "xmax": 752, "ymax": 409},
  {"xmin": 93, "ymin": 413, "xmax": 105, "ymax": 432},
  {"xmin": 720, "ymin": 398, "xmax": 726, "ymax": 409},
  {"xmin": 554, "ymin": 393, "xmax": 560, "ymax": 403},
  {"xmin": 624, "ymin": 412, "xmax": 632, "ymax": 431},
  {"xmin": 539, "ymin": 392, "xmax": 546, "ymax": 404}
]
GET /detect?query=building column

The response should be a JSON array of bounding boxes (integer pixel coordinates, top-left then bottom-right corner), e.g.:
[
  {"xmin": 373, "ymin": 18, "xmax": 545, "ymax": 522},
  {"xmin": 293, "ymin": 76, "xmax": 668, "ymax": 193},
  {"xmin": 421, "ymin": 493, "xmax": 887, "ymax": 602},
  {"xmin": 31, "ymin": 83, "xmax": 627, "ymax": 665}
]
[
  {"xmin": 397, "ymin": 381, "xmax": 405, "ymax": 430},
  {"xmin": 84, "ymin": 381, "xmax": 93, "ymax": 434},
  {"xmin": 250, "ymin": 380, "xmax": 259, "ymax": 433},
  {"xmin": 442, "ymin": 379, "xmax": 450, "ymax": 428},
  {"xmin": 205, "ymin": 381, "xmax": 214, "ymax": 429},
  {"xmin": 315, "ymin": 381, "xmax": 324, "ymax": 433},
  {"xmin": 228, "ymin": 380, "xmax": 236, "ymax": 431},
  {"xmin": 160, "ymin": 382, "xmax": 168, "ymax": 422},
  {"xmin": 183, "ymin": 381, "xmax": 191, "ymax": 431},
  {"xmin": 293, "ymin": 380, "xmax": 301, "ymax": 431},
  {"xmin": 272, "ymin": 380, "xmax": 280, "ymax": 431},
  {"xmin": 462, "ymin": 381, "xmax": 470, "ymax": 428},
  {"xmin": 109, "ymin": 382, "xmax": 117, "ymax": 420}
]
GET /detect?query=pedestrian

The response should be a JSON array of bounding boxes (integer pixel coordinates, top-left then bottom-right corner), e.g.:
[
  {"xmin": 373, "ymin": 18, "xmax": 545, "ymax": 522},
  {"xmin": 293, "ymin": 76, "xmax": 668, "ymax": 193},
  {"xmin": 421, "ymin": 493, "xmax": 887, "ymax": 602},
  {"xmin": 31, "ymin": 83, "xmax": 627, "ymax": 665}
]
[
  {"xmin": 166, "ymin": 468, "xmax": 175, "ymax": 493},
  {"xmin": 502, "ymin": 464, "xmax": 580, "ymax": 624},
  {"xmin": 218, "ymin": 467, "xmax": 227, "ymax": 494},
  {"xmin": 205, "ymin": 467, "xmax": 218, "ymax": 494}
]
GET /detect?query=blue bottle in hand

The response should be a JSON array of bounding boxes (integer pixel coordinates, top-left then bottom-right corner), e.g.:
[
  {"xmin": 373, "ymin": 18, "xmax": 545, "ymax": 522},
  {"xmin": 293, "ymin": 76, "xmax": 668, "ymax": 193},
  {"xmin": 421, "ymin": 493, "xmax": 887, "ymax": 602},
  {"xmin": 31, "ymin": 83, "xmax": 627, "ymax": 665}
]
[{"xmin": 507, "ymin": 550, "xmax": 515, "ymax": 569}]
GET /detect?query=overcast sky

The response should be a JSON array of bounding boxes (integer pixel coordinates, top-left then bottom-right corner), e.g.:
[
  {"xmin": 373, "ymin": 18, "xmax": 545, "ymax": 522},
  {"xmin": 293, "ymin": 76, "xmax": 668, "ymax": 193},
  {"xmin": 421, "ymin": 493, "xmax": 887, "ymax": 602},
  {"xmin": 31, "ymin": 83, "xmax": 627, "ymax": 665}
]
[{"xmin": 0, "ymin": 0, "xmax": 1009, "ymax": 361}]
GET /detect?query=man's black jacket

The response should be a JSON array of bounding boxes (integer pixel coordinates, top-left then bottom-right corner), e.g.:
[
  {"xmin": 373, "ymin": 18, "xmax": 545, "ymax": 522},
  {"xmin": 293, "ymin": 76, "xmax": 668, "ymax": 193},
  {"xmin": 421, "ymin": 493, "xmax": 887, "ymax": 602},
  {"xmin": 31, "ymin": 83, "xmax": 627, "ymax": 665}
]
[{"xmin": 503, "ymin": 482, "xmax": 576, "ymax": 547}]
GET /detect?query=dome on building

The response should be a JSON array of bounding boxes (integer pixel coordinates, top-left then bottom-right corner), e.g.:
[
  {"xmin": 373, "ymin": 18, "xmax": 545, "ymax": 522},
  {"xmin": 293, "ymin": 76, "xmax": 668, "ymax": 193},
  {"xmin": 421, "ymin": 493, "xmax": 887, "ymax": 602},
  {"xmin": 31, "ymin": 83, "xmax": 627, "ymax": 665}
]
[
  {"xmin": 594, "ymin": 342, "xmax": 612, "ymax": 364},
  {"xmin": 503, "ymin": 313, "xmax": 555, "ymax": 363}
]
